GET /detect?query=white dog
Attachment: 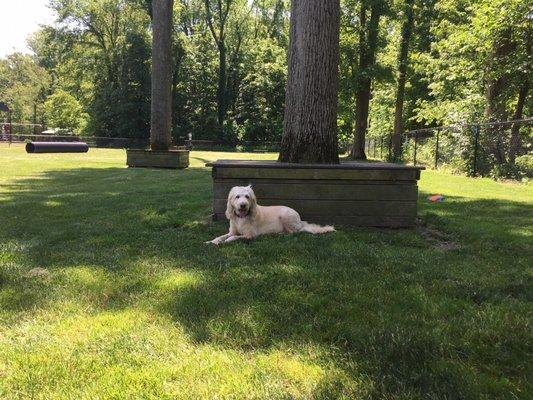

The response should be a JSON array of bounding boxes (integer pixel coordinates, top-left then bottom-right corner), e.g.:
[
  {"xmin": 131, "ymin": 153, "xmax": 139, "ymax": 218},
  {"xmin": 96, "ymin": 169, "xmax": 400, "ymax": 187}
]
[{"xmin": 206, "ymin": 185, "xmax": 335, "ymax": 245}]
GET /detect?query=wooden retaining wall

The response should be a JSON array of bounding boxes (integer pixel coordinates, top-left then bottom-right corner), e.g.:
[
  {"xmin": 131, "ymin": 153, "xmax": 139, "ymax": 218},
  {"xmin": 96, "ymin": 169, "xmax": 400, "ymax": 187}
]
[
  {"xmin": 209, "ymin": 160, "xmax": 424, "ymax": 227},
  {"xmin": 126, "ymin": 148, "xmax": 189, "ymax": 169}
]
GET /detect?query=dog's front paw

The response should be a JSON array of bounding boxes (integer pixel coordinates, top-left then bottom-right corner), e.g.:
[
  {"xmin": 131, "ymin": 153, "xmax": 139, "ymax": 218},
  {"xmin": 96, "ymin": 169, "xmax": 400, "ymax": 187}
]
[{"xmin": 205, "ymin": 239, "xmax": 220, "ymax": 245}]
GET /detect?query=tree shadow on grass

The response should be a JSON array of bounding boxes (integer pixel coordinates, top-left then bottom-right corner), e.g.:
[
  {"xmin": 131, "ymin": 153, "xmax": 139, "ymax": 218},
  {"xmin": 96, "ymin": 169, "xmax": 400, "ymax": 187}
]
[{"xmin": 0, "ymin": 167, "xmax": 531, "ymax": 398}]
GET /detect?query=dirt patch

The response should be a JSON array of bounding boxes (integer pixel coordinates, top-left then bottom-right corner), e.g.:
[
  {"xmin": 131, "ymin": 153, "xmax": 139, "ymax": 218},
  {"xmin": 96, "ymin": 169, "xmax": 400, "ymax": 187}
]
[
  {"xmin": 24, "ymin": 267, "xmax": 51, "ymax": 279},
  {"xmin": 416, "ymin": 220, "xmax": 462, "ymax": 250}
]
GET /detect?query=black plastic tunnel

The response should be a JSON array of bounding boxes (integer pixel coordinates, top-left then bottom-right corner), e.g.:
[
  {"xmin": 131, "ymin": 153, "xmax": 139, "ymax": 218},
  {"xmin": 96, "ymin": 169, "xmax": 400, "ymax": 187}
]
[{"xmin": 26, "ymin": 142, "xmax": 89, "ymax": 153}]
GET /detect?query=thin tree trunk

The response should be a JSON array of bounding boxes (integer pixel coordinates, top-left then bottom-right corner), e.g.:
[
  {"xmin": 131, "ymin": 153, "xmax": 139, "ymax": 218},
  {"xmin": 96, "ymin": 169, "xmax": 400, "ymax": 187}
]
[
  {"xmin": 150, "ymin": 0, "xmax": 174, "ymax": 150},
  {"xmin": 392, "ymin": 0, "xmax": 415, "ymax": 162},
  {"xmin": 351, "ymin": 2, "xmax": 382, "ymax": 160},
  {"xmin": 171, "ymin": 42, "xmax": 185, "ymax": 134},
  {"xmin": 483, "ymin": 29, "xmax": 515, "ymax": 165},
  {"xmin": 279, "ymin": 0, "xmax": 341, "ymax": 163},
  {"xmin": 484, "ymin": 76, "xmax": 509, "ymax": 164},
  {"xmin": 204, "ymin": 0, "xmax": 231, "ymax": 141},
  {"xmin": 509, "ymin": 82, "xmax": 528, "ymax": 164},
  {"xmin": 216, "ymin": 42, "xmax": 227, "ymax": 139}
]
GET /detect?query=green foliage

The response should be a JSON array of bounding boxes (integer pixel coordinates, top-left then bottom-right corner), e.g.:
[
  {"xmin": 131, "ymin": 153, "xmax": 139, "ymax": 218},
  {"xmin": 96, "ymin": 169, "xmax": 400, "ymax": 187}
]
[
  {"xmin": 490, "ymin": 154, "xmax": 533, "ymax": 181},
  {"xmin": 44, "ymin": 89, "xmax": 86, "ymax": 132},
  {"xmin": 0, "ymin": 53, "xmax": 50, "ymax": 123},
  {"xmin": 515, "ymin": 154, "xmax": 533, "ymax": 178},
  {"xmin": 234, "ymin": 40, "xmax": 286, "ymax": 143}
]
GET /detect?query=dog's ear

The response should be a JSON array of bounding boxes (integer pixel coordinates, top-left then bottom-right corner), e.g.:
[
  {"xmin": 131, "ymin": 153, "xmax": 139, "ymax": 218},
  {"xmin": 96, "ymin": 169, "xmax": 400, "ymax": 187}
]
[
  {"xmin": 225, "ymin": 188, "xmax": 235, "ymax": 220},
  {"xmin": 248, "ymin": 187, "xmax": 258, "ymax": 219}
]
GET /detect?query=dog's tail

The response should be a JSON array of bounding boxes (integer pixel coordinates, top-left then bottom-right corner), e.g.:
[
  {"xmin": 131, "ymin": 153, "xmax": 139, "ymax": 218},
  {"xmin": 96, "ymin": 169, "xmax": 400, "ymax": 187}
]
[{"xmin": 299, "ymin": 221, "xmax": 335, "ymax": 234}]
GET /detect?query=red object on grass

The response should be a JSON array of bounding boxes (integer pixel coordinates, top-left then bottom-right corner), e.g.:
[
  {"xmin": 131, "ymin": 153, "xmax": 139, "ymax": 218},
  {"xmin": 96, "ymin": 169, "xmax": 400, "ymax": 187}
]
[{"xmin": 428, "ymin": 195, "xmax": 445, "ymax": 202}]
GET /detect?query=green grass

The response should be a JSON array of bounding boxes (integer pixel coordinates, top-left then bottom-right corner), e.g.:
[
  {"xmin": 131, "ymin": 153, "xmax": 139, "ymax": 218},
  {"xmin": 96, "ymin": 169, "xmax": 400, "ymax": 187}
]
[{"xmin": 0, "ymin": 143, "xmax": 531, "ymax": 399}]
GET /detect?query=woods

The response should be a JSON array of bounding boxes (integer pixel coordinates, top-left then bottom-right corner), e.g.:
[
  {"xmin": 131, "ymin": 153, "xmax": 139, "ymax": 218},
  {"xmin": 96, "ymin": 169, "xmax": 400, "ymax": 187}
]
[{"xmin": 0, "ymin": 0, "xmax": 531, "ymax": 175}]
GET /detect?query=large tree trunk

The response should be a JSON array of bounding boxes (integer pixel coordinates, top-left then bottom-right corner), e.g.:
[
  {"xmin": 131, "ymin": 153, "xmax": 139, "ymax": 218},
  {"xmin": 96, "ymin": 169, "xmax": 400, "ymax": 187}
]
[
  {"xmin": 509, "ymin": 82, "xmax": 528, "ymax": 164},
  {"xmin": 351, "ymin": 2, "xmax": 382, "ymax": 160},
  {"xmin": 392, "ymin": 0, "xmax": 415, "ymax": 162},
  {"xmin": 150, "ymin": 0, "xmax": 174, "ymax": 150},
  {"xmin": 279, "ymin": 0, "xmax": 341, "ymax": 164}
]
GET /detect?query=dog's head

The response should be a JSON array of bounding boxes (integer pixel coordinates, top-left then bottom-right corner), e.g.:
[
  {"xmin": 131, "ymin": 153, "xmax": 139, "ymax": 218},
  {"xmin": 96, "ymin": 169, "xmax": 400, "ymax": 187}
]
[{"xmin": 225, "ymin": 185, "xmax": 257, "ymax": 220}]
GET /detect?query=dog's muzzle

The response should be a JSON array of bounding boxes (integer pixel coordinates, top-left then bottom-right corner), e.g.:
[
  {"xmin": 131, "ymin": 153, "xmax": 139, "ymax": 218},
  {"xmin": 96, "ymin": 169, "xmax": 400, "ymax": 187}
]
[{"xmin": 235, "ymin": 207, "xmax": 248, "ymax": 218}]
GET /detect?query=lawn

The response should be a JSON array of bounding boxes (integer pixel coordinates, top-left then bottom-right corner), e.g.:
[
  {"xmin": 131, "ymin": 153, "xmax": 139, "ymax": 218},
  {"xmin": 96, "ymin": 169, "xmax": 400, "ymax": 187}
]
[{"xmin": 0, "ymin": 143, "xmax": 531, "ymax": 399}]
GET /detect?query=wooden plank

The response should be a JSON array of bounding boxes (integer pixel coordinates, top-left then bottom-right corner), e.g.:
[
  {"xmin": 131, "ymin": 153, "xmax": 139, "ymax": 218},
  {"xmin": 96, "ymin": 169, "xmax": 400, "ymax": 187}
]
[
  {"xmin": 214, "ymin": 166, "xmax": 419, "ymax": 181},
  {"xmin": 213, "ymin": 199, "xmax": 417, "ymax": 217},
  {"xmin": 212, "ymin": 213, "xmax": 415, "ymax": 228},
  {"xmin": 210, "ymin": 159, "xmax": 424, "ymax": 171},
  {"xmin": 213, "ymin": 182, "xmax": 417, "ymax": 201},
  {"xmin": 214, "ymin": 178, "xmax": 415, "ymax": 186}
]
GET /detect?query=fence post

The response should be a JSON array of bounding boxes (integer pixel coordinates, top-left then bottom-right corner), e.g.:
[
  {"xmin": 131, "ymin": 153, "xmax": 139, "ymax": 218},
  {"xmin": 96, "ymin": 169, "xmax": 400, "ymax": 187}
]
[
  {"xmin": 473, "ymin": 124, "xmax": 480, "ymax": 176},
  {"xmin": 434, "ymin": 129, "xmax": 440, "ymax": 169},
  {"xmin": 413, "ymin": 132, "xmax": 418, "ymax": 165},
  {"xmin": 380, "ymin": 137, "xmax": 383, "ymax": 159},
  {"xmin": 7, "ymin": 111, "xmax": 12, "ymax": 146}
]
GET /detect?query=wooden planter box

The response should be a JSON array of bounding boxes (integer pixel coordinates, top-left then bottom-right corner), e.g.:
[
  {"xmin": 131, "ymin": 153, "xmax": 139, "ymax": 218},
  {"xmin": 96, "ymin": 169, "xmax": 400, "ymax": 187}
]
[
  {"xmin": 126, "ymin": 148, "xmax": 189, "ymax": 169},
  {"xmin": 209, "ymin": 160, "xmax": 424, "ymax": 228}
]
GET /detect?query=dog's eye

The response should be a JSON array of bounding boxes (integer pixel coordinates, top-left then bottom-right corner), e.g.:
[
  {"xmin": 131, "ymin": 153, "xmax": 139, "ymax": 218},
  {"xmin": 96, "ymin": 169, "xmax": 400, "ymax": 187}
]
[
  {"xmin": 245, "ymin": 195, "xmax": 249, "ymax": 199},
  {"xmin": 236, "ymin": 195, "xmax": 240, "ymax": 199}
]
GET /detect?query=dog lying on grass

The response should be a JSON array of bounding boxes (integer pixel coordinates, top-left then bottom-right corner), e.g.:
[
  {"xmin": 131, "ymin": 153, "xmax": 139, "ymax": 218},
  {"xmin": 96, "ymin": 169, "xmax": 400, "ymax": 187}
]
[{"xmin": 206, "ymin": 185, "xmax": 335, "ymax": 245}]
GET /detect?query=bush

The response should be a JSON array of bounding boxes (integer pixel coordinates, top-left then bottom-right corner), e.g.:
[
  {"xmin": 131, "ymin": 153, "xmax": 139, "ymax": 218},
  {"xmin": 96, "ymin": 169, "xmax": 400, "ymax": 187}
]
[
  {"xmin": 515, "ymin": 154, "xmax": 533, "ymax": 178},
  {"xmin": 489, "ymin": 155, "xmax": 533, "ymax": 181},
  {"xmin": 44, "ymin": 90, "xmax": 86, "ymax": 133}
]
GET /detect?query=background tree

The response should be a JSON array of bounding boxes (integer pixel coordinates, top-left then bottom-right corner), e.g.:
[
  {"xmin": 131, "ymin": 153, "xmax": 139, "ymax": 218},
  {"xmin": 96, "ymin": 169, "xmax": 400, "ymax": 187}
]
[
  {"xmin": 0, "ymin": 53, "xmax": 50, "ymax": 124},
  {"xmin": 203, "ymin": 0, "xmax": 234, "ymax": 139},
  {"xmin": 351, "ymin": 0, "xmax": 389, "ymax": 160},
  {"xmin": 391, "ymin": 0, "xmax": 415, "ymax": 161}
]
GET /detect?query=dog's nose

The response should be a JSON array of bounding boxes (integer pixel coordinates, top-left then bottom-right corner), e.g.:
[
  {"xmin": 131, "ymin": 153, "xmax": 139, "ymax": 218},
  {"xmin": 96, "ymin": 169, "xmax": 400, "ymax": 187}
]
[{"xmin": 239, "ymin": 204, "xmax": 246, "ymax": 210}]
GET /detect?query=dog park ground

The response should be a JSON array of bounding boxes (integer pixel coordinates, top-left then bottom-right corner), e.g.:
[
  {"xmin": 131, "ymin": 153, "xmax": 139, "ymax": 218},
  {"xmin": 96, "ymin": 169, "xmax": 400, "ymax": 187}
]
[{"xmin": 0, "ymin": 143, "xmax": 531, "ymax": 399}]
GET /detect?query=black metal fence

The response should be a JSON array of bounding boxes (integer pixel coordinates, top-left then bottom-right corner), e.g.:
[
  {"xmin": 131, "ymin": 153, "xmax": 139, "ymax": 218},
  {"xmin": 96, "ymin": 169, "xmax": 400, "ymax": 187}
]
[
  {"xmin": 0, "ymin": 122, "xmax": 43, "ymax": 136},
  {"xmin": 361, "ymin": 118, "xmax": 532, "ymax": 176},
  {"xmin": 0, "ymin": 133, "xmax": 280, "ymax": 152},
  {"xmin": 3, "ymin": 119, "xmax": 530, "ymax": 178}
]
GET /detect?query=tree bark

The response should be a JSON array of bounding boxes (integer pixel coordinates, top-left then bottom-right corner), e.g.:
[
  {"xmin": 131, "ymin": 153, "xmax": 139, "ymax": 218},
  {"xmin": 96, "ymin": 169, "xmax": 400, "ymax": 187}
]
[
  {"xmin": 392, "ymin": 0, "xmax": 415, "ymax": 162},
  {"xmin": 351, "ymin": 1, "xmax": 383, "ymax": 160},
  {"xmin": 150, "ymin": 0, "xmax": 174, "ymax": 150},
  {"xmin": 509, "ymin": 82, "xmax": 528, "ymax": 164},
  {"xmin": 279, "ymin": 0, "xmax": 341, "ymax": 164}
]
